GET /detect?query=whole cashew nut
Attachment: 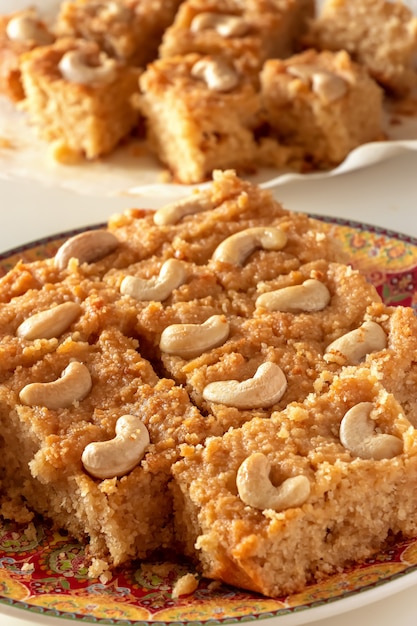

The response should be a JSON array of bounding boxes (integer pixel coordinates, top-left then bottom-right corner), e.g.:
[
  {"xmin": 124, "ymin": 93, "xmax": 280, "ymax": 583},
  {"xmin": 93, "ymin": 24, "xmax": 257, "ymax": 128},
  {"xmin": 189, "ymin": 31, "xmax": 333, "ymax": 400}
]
[
  {"xmin": 153, "ymin": 195, "xmax": 214, "ymax": 226},
  {"xmin": 120, "ymin": 258, "xmax": 188, "ymax": 301},
  {"xmin": 16, "ymin": 301, "xmax": 82, "ymax": 340},
  {"xmin": 6, "ymin": 13, "xmax": 53, "ymax": 45},
  {"xmin": 312, "ymin": 71, "xmax": 347, "ymax": 103},
  {"xmin": 191, "ymin": 57, "xmax": 239, "ymax": 92},
  {"xmin": 324, "ymin": 320, "xmax": 387, "ymax": 365},
  {"xmin": 256, "ymin": 278, "xmax": 331, "ymax": 312},
  {"xmin": 190, "ymin": 12, "xmax": 250, "ymax": 37},
  {"xmin": 54, "ymin": 229, "xmax": 119, "ymax": 269},
  {"xmin": 58, "ymin": 49, "xmax": 118, "ymax": 85},
  {"xmin": 81, "ymin": 414, "xmax": 150, "ymax": 479},
  {"xmin": 202, "ymin": 361, "xmax": 287, "ymax": 409},
  {"xmin": 159, "ymin": 314, "xmax": 230, "ymax": 359},
  {"xmin": 237, "ymin": 452, "xmax": 311, "ymax": 511},
  {"xmin": 19, "ymin": 361, "xmax": 92, "ymax": 409},
  {"xmin": 212, "ymin": 227, "xmax": 288, "ymax": 266},
  {"xmin": 288, "ymin": 64, "xmax": 347, "ymax": 103},
  {"xmin": 339, "ymin": 402, "xmax": 403, "ymax": 460}
]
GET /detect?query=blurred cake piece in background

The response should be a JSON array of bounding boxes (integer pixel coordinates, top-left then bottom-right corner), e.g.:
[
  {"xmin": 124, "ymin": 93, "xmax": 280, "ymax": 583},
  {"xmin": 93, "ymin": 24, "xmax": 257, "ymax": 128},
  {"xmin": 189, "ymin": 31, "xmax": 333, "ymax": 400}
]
[
  {"xmin": 260, "ymin": 48, "xmax": 384, "ymax": 168},
  {"xmin": 0, "ymin": 8, "xmax": 54, "ymax": 101},
  {"xmin": 138, "ymin": 53, "xmax": 293, "ymax": 184},
  {"xmin": 304, "ymin": 0, "xmax": 417, "ymax": 96},
  {"xmin": 55, "ymin": 0, "xmax": 184, "ymax": 67},
  {"xmin": 19, "ymin": 37, "xmax": 141, "ymax": 161},
  {"xmin": 159, "ymin": 0, "xmax": 315, "ymax": 75}
]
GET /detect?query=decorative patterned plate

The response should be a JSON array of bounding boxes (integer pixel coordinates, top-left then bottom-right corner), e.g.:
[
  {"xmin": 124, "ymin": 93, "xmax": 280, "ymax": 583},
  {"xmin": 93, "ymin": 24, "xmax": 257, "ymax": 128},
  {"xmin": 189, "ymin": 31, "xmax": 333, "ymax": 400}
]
[{"xmin": 1, "ymin": 217, "xmax": 417, "ymax": 626}]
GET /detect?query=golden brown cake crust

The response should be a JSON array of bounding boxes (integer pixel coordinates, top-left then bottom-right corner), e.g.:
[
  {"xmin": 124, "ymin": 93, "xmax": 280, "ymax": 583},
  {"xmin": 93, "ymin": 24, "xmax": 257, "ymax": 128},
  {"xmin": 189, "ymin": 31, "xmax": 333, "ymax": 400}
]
[
  {"xmin": 305, "ymin": 0, "xmax": 417, "ymax": 96},
  {"xmin": 19, "ymin": 37, "xmax": 141, "ymax": 159},
  {"xmin": 260, "ymin": 48, "xmax": 384, "ymax": 166},
  {"xmin": 172, "ymin": 367, "xmax": 417, "ymax": 596},
  {"xmin": 1, "ymin": 170, "xmax": 417, "ymax": 597}
]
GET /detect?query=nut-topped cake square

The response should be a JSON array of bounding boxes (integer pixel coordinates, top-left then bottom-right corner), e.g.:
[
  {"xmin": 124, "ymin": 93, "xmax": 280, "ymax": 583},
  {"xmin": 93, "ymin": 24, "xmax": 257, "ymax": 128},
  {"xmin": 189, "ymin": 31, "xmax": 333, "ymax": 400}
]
[
  {"xmin": 304, "ymin": 0, "xmax": 417, "ymax": 96},
  {"xmin": 159, "ymin": 0, "xmax": 314, "ymax": 74},
  {"xmin": 19, "ymin": 37, "xmax": 141, "ymax": 160},
  {"xmin": 260, "ymin": 48, "xmax": 384, "ymax": 167},
  {"xmin": 172, "ymin": 367, "xmax": 417, "ymax": 596},
  {"xmin": 56, "ymin": 0, "xmax": 183, "ymax": 67},
  {"xmin": 1, "ymin": 170, "xmax": 417, "ymax": 596},
  {"xmin": 0, "ymin": 7, "xmax": 54, "ymax": 101}
]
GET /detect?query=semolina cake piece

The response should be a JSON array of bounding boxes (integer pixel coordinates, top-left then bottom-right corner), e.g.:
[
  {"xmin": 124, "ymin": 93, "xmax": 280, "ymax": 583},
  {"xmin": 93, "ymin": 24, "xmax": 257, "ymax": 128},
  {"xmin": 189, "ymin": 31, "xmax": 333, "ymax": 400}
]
[
  {"xmin": 252, "ymin": 259, "xmax": 382, "ymax": 345},
  {"xmin": 0, "ymin": 225, "xmax": 135, "ymax": 304},
  {"xmin": 0, "ymin": 170, "xmax": 346, "ymax": 303},
  {"xmin": 0, "ymin": 258, "xmax": 64, "ymax": 304},
  {"xmin": 137, "ymin": 55, "xmax": 283, "ymax": 184},
  {"xmin": 0, "ymin": 327, "xmax": 220, "ymax": 570},
  {"xmin": 106, "ymin": 170, "xmax": 347, "ymax": 267},
  {"xmin": 19, "ymin": 37, "xmax": 141, "ymax": 160},
  {"xmin": 159, "ymin": 322, "xmax": 330, "ymax": 431},
  {"xmin": 0, "ymin": 8, "xmax": 54, "ymax": 101},
  {"xmin": 140, "ymin": 260, "xmax": 382, "ymax": 430},
  {"xmin": 324, "ymin": 301, "xmax": 417, "ymax": 428},
  {"xmin": 106, "ymin": 215, "xmax": 347, "ymax": 329},
  {"xmin": 260, "ymin": 48, "xmax": 384, "ymax": 168},
  {"xmin": 304, "ymin": 0, "xmax": 417, "ymax": 96},
  {"xmin": 159, "ymin": 0, "xmax": 315, "ymax": 74},
  {"xmin": 55, "ymin": 0, "xmax": 183, "ymax": 67},
  {"xmin": 171, "ymin": 367, "xmax": 417, "ymax": 596},
  {"xmin": 0, "ymin": 266, "xmax": 144, "ymax": 378}
]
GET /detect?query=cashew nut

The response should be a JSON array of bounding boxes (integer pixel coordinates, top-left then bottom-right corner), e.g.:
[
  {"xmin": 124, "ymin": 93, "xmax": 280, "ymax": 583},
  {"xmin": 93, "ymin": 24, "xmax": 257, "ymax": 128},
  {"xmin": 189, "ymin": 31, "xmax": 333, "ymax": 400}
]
[
  {"xmin": 95, "ymin": 1, "xmax": 131, "ymax": 20},
  {"xmin": 288, "ymin": 64, "xmax": 347, "ymax": 103},
  {"xmin": 120, "ymin": 258, "xmax": 188, "ymax": 301},
  {"xmin": 312, "ymin": 72, "xmax": 347, "ymax": 103},
  {"xmin": 81, "ymin": 414, "xmax": 150, "ymax": 479},
  {"xmin": 191, "ymin": 57, "xmax": 239, "ymax": 92},
  {"xmin": 190, "ymin": 12, "xmax": 250, "ymax": 37},
  {"xmin": 212, "ymin": 226, "xmax": 288, "ymax": 266},
  {"xmin": 339, "ymin": 402, "xmax": 403, "ymax": 460},
  {"xmin": 6, "ymin": 13, "xmax": 53, "ymax": 45},
  {"xmin": 256, "ymin": 279, "xmax": 331, "ymax": 312},
  {"xmin": 54, "ymin": 229, "xmax": 119, "ymax": 270},
  {"xmin": 19, "ymin": 361, "xmax": 92, "ymax": 409},
  {"xmin": 58, "ymin": 49, "xmax": 118, "ymax": 85},
  {"xmin": 153, "ymin": 195, "xmax": 214, "ymax": 226},
  {"xmin": 237, "ymin": 453, "xmax": 311, "ymax": 511},
  {"xmin": 324, "ymin": 321, "xmax": 387, "ymax": 364},
  {"xmin": 202, "ymin": 361, "xmax": 287, "ymax": 409},
  {"xmin": 159, "ymin": 314, "xmax": 230, "ymax": 359},
  {"xmin": 16, "ymin": 301, "xmax": 82, "ymax": 340}
]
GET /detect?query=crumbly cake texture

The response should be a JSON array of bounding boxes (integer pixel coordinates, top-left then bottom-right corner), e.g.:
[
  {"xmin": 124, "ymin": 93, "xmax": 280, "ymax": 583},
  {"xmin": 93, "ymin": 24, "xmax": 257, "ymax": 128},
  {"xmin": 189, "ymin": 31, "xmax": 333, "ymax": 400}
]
[
  {"xmin": 138, "ymin": 43, "xmax": 385, "ymax": 180},
  {"xmin": 137, "ymin": 53, "xmax": 267, "ymax": 184},
  {"xmin": 1, "ymin": 0, "xmax": 406, "ymax": 179},
  {"xmin": 172, "ymin": 367, "xmax": 417, "ymax": 596},
  {"xmin": 260, "ymin": 48, "xmax": 384, "ymax": 166},
  {"xmin": 0, "ymin": 329, "xmax": 220, "ymax": 567},
  {"xmin": 305, "ymin": 0, "xmax": 417, "ymax": 96},
  {"xmin": 0, "ymin": 9, "xmax": 54, "ymax": 101},
  {"xmin": 159, "ymin": 0, "xmax": 315, "ymax": 73},
  {"xmin": 1, "ymin": 0, "xmax": 416, "ymax": 180},
  {"xmin": 1, "ymin": 170, "xmax": 417, "ymax": 595},
  {"xmin": 19, "ymin": 37, "xmax": 141, "ymax": 160},
  {"xmin": 55, "ymin": 0, "xmax": 183, "ymax": 67},
  {"xmin": 137, "ymin": 53, "xmax": 304, "ymax": 183}
]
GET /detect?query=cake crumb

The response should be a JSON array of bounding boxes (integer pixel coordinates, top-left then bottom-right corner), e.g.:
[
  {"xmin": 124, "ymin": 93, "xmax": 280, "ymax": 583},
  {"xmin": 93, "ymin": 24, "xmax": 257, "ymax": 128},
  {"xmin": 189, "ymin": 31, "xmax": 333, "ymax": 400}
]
[
  {"xmin": 89, "ymin": 558, "xmax": 111, "ymax": 579},
  {"xmin": 172, "ymin": 573, "xmax": 199, "ymax": 598},
  {"xmin": 99, "ymin": 570, "xmax": 112, "ymax": 584},
  {"xmin": 21, "ymin": 562, "xmax": 33, "ymax": 572}
]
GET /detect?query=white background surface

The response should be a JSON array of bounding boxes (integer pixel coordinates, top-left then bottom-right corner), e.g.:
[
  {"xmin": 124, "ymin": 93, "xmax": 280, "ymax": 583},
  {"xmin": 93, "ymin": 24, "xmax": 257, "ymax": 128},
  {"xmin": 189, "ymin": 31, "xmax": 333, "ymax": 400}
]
[{"xmin": 1, "ymin": 151, "xmax": 417, "ymax": 626}]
